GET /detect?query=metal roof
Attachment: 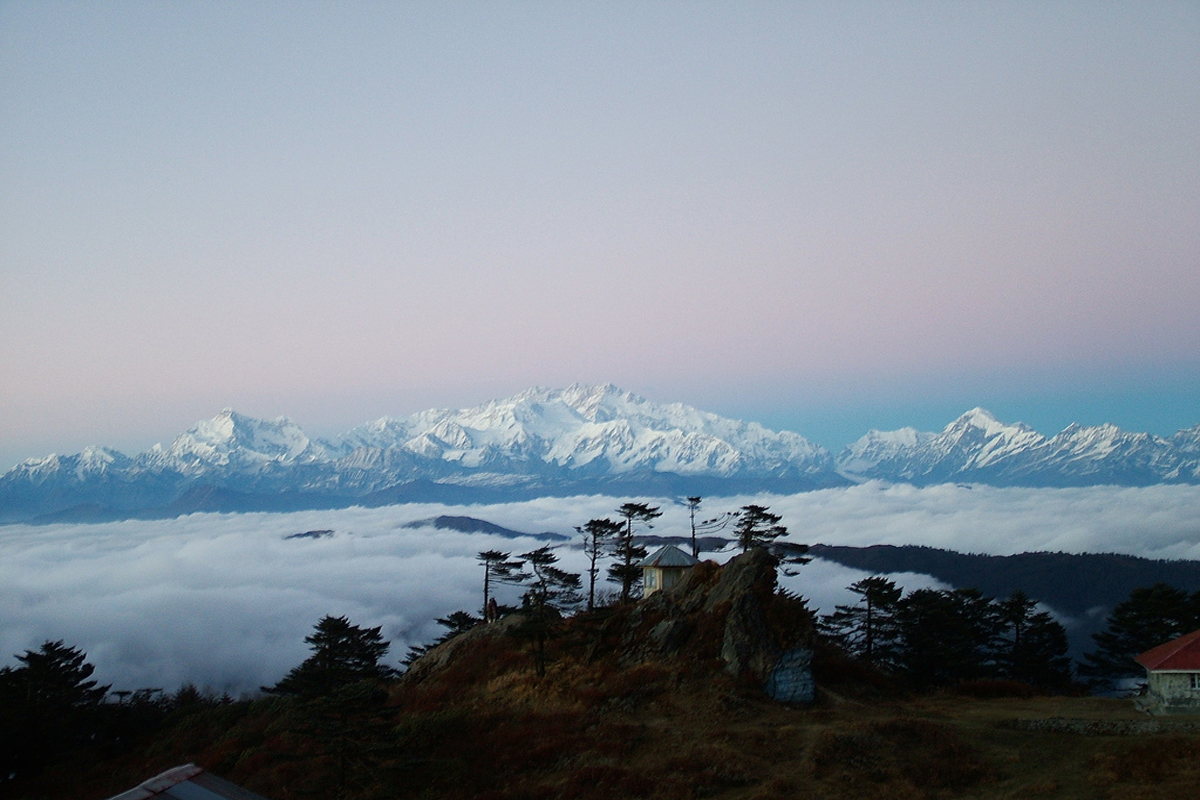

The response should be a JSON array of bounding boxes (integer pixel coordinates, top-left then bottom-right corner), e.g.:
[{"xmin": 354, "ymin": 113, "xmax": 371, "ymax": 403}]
[
  {"xmin": 106, "ymin": 764, "xmax": 272, "ymax": 800},
  {"xmin": 1136, "ymin": 628, "xmax": 1200, "ymax": 672},
  {"xmin": 639, "ymin": 544, "xmax": 700, "ymax": 569}
]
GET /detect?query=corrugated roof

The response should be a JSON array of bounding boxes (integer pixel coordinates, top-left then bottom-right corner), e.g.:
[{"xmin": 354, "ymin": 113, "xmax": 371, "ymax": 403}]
[
  {"xmin": 639, "ymin": 544, "xmax": 700, "ymax": 569},
  {"xmin": 106, "ymin": 764, "xmax": 272, "ymax": 800},
  {"xmin": 1136, "ymin": 628, "xmax": 1200, "ymax": 671}
]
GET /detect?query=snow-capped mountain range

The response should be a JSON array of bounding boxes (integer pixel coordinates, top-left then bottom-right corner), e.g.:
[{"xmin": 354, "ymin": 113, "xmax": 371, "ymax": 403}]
[{"xmin": 2, "ymin": 384, "xmax": 1198, "ymax": 523}]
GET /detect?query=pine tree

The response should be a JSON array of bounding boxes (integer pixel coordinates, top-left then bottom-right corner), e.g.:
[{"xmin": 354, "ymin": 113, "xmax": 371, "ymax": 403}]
[
  {"xmin": 1079, "ymin": 583, "xmax": 1200, "ymax": 688},
  {"xmin": 518, "ymin": 546, "xmax": 582, "ymax": 676},
  {"xmin": 992, "ymin": 590, "xmax": 1073, "ymax": 690},
  {"xmin": 477, "ymin": 550, "xmax": 528, "ymax": 621},
  {"xmin": 821, "ymin": 576, "xmax": 902, "ymax": 668},
  {"xmin": 895, "ymin": 588, "xmax": 999, "ymax": 687},
  {"xmin": 401, "ymin": 611, "xmax": 483, "ymax": 667},
  {"xmin": 577, "ymin": 518, "xmax": 622, "ymax": 611},
  {"xmin": 271, "ymin": 615, "xmax": 394, "ymax": 697},
  {"xmin": 608, "ymin": 502, "xmax": 660, "ymax": 603},
  {"xmin": 685, "ymin": 496, "xmax": 734, "ymax": 558},
  {"xmin": 0, "ymin": 641, "xmax": 110, "ymax": 785},
  {"xmin": 733, "ymin": 504, "xmax": 788, "ymax": 552}
]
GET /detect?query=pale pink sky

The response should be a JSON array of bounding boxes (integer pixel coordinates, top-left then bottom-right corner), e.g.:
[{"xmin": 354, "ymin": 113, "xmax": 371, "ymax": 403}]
[{"xmin": 1, "ymin": 2, "xmax": 1198, "ymax": 468}]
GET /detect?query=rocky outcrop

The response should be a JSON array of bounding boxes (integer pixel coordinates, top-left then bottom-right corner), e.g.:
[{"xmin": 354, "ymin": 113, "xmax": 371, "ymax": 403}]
[
  {"xmin": 619, "ymin": 548, "xmax": 815, "ymax": 703},
  {"xmin": 403, "ymin": 548, "xmax": 816, "ymax": 704}
]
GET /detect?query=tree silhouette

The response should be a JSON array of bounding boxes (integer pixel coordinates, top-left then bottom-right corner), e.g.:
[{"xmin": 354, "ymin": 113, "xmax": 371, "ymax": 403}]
[
  {"xmin": 609, "ymin": 502, "xmax": 661, "ymax": 603},
  {"xmin": 271, "ymin": 615, "xmax": 395, "ymax": 698},
  {"xmin": 0, "ymin": 640, "xmax": 110, "ymax": 785},
  {"xmin": 518, "ymin": 546, "xmax": 582, "ymax": 676},
  {"xmin": 993, "ymin": 590, "xmax": 1073, "ymax": 689},
  {"xmin": 477, "ymin": 550, "xmax": 528, "ymax": 621},
  {"xmin": 821, "ymin": 576, "xmax": 903, "ymax": 668},
  {"xmin": 895, "ymin": 588, "xmax": 999, "ymax": 688},
  {"xmin": 733, "ymin": 504, "xmax": 788, "ymax": 552},
  {"xmin": 402, "ymin": 610, "xmax": 483, "ymax": 667},
  {"xmin": 1079, "ymin": 583, "xmax": 1200, "ymax": 688},
  {"xmin": 685, "ymin": 496, "xmax": 734, "ymax": 558},
  {"xmin": 577, "ymin": 518, "xmax": 622, "ymax": 611}
]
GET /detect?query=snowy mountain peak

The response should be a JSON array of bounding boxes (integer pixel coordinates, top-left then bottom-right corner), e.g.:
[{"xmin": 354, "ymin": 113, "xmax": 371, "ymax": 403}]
[
  {"xmin": 148, "ymin": 409, "xmax": 319, "ymax": 474},
  {"xmin": 944, "ymin": 407, "xmax": 1031, "ymax": 436},
  {"xmin": 5, "ymin": 389, "xmax": 1200, "ymax": 525}
]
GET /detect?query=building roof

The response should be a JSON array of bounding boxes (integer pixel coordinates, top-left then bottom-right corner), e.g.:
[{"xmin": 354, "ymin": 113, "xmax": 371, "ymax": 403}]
[
  {"xmin": 106, "ymin": 764, "xmax": 272, "ymax": 800},
  {"xmin": 639, "ymin": 544, "xmax": 700, "ymax": 569},
  {"xmin": 1136, "ymin": 628, "xmax": 1200, "ymax": 672}
]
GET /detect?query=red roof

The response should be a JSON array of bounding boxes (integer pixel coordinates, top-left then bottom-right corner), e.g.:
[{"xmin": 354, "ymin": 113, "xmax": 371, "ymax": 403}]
[{"xmin": 1136, "ymin": 628, "xmax": 1200, "ymax": 671}]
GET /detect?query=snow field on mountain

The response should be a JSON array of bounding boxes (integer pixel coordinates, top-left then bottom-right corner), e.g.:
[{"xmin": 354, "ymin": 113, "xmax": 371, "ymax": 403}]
[{"xmin": 3, "ymin": 483, "xmax": 1200, "ymax": 693}]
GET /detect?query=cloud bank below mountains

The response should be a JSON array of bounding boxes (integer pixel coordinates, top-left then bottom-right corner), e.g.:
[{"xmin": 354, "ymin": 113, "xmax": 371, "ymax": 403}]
[{"xmin": 3, "ymin": 483, "xmax": 1199, "ymax": 693}]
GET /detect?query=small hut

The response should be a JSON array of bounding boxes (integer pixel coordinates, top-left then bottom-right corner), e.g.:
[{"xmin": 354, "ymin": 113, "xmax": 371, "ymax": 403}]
[
  {"xmin": 640, "ymin": 544, "xmax": 699, "ymax": 597},
  {"xmin": 1135, "ymin": 628, "xmax": 1200, "ymax": 715}
]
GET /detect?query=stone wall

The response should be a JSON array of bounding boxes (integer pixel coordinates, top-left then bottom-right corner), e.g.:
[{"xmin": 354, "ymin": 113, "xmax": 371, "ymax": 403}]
[{"xmin": 1145, "ymin": 671, "xmax": 1200, "ymax": 714}]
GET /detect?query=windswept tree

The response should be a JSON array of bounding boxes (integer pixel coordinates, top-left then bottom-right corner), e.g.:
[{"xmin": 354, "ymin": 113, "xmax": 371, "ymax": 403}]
[
  {"xmin": 477, "ymin": 550, "xmax": 528, "ymax": 621},
  {"xmin": 270, "ymin": 615, "xmax": 395, "ymax": 698},
  {"xmin": 577, "ymin": 518, "xmax": 623, "ymax": 611},
  {"xmin": 993, "ymin": 590, "xmax": 1073, "ymax": 689},
  {"xmin": 821, "ymin": 576, "xmax": 903, "ymax": 668},
  {"xmin": 733, "ymin": 504, "xmax": 788, "ymax": 552},
  {"xmin": 518, "ymin": 546, "xmax": 583, "ymax": 676},
  {"xmin": 685, "ymin": 496, "xmax": 734, "ymax": 558},
  {"xmin": 609, "ymin": 502, "xmax": 661, "ymax": 603}
]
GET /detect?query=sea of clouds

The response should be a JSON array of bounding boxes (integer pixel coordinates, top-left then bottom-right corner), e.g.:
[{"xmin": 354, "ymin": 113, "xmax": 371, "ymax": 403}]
[{"xmin": 3, "ymin": 482, "xmax": 1200, "ymax": 694}]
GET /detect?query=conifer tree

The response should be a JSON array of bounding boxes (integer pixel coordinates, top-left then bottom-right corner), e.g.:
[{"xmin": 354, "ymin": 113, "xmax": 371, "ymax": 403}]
[
  {"xmin": 821, "ymin": 576, "xmax": 903, "ymax": 668},
  {"xmin": 895, "ymin": 588, "xmax": 999, "ymax": 687},
  {"xmin": 685, "ymin": 496, "xmax": 734, "ymax": 558},
  {"xmin": 0, "ymin": 640, "xmax": 110, "ymax": 785},
  {"xmin": 993, "ymin": 590, "xmax": 1073, "ymax": 689},
  {"xmin": 577, "ymin": 518, "xmax": 622, "ymax": 611},
  {"xmin": 1079, "ymin": 583, "xmax": 1200, "ymax": 687},
  {"xmin": 518, "ymin": 546, "xmax": 582, "ymax": 676},
  {"xmin": 477, "ymin": 550, "xmax": 528, "ymax": 621},
  {"xmin": 271, "ymin": 615, "xmax": 394, "ymax": 697},
  {"xmin": 733, "ymin": 504, "xmax": 788, "ymax": 552},
  {"xmin": 608, "ymin": 502, "xmax": 660, "ymax": 603}
]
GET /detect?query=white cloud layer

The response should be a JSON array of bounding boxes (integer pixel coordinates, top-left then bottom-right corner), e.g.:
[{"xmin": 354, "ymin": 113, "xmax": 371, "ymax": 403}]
[{"xmin": 3, "ymin": 483, "xmax": 1199, "ymax": 693}]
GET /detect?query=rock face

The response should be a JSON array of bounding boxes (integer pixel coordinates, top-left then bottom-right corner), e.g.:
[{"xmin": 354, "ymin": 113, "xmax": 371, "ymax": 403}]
[{"xmin": 622, "ymin": 547, "xmax": 816, "ymax": 703}]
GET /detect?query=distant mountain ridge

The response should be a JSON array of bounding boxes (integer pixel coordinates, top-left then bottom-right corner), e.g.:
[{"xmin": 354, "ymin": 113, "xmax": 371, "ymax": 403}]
[
  {"xmin": 836, "ymin": 407, "xmax": 1200, "ymax": 487},
  {"xmin": 2, "ymin": 386, "xmax": 1198, "ymax": 523},
  {"xmin": 0, "ymin": 384, "xmax": 843, "ymax": 523}
]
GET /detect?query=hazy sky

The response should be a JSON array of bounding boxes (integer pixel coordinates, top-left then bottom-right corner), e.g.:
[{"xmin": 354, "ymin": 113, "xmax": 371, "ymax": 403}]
[{"xmin": 2, "ymin": 2, "xmax": 1198, "ymax": 468}]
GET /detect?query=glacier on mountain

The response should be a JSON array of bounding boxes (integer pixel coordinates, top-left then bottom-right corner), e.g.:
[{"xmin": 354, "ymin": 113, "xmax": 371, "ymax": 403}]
[
  {"xmin": 3, "ymin": 386, "xmax": 1199, "ymax": 524},
  {"xmin": 836, "ymin": 407, "xmax": 1199, "ymax": 487}
]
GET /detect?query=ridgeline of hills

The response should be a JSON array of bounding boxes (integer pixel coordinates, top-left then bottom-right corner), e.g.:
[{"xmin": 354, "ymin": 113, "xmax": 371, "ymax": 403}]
[
  {"xmin": 807, "ymin": 544, "xmax": 1200, "ymax": 657},
  {"xmin": 3, "ymin": 384, "xmax": 1199, "ymax": 523}
]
